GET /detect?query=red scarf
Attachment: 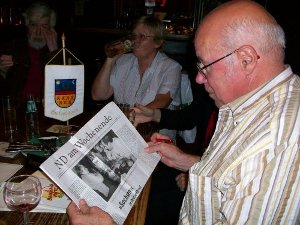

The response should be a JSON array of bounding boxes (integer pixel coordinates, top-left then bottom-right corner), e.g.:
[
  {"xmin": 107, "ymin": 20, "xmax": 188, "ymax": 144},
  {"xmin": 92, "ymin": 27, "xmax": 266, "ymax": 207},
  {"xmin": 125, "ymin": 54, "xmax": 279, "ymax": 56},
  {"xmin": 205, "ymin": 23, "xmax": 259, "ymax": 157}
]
[
  {"xmin": 204, "ymin": 110, "xmax": 218, "ymax": 147},
  {"xmin": 22, "ymin": 46, "xmax": 43, "ymax": 101}
]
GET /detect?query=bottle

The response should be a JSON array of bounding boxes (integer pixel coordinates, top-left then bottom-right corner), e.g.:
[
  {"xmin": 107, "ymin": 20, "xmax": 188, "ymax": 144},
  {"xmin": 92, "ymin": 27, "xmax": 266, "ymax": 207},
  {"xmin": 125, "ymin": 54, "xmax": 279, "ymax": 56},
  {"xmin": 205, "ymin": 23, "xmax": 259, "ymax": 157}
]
[
  {"xmin": 25, "ymin": 95, "xmax": 40, "ymax": 144},
  {"xmin": 104, "ymin": 36, "xmax": 133, "ymax": 58},
  {"xmin": 145, "ymin": 0, "xmax": 156, "ymax": 15}
]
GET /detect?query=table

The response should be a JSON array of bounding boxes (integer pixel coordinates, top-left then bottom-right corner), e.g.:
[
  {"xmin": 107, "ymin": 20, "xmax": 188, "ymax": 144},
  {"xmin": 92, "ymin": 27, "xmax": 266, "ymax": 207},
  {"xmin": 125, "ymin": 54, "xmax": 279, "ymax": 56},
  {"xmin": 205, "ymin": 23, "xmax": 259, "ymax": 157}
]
[
  {"xmin": 0, "ymin": 102, "xmax": 151, "ymax": 225},
  {"xmin": 0, "ymin": 163, "xmax": 151, "ymax": 225}
]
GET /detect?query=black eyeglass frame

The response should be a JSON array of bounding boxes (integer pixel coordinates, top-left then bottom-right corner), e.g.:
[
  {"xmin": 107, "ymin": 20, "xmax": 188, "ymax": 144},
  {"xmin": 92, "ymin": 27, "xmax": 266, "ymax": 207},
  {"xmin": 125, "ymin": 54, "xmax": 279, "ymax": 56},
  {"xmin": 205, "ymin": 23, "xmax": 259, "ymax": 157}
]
[{"xmin": 195, "ymin": 49, "xmax": 240, "ymax": 79}]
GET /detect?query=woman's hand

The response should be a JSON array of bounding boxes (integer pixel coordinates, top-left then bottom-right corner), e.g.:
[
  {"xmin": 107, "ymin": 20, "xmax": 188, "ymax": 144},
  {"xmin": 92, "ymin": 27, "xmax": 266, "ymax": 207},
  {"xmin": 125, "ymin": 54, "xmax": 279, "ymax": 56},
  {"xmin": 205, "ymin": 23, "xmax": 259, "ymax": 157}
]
[{"xmin": 132, "ymin": 104, "xmax": 156, "ymax": 126}]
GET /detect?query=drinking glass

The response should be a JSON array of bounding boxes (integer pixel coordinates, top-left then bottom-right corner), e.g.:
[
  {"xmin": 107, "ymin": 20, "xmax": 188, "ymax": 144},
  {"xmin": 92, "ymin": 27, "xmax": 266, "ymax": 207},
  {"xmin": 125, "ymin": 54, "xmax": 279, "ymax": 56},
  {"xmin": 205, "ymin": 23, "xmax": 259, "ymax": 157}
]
[
  {"xmin": 2, "ymin": 96, "xmax": 18, "ymax": 143},
  {"xmin": 3, "ymin": 175, "xmax": 42, "ymax": 225},
  {"xmin": 104, "ymin": 36, "xmax": 133, "ymax": 58},
  {"xmin": 117, "ymin": 103, "xmax": 135, "ymax": 124}
]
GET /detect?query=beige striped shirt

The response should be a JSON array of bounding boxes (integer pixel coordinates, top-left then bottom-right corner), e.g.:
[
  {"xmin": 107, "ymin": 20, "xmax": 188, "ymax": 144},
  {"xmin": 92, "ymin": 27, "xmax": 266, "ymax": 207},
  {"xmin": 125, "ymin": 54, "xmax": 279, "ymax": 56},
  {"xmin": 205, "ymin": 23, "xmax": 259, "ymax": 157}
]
[{"xmin": 180, "ymin": 66, "xmax": 300, "ymax": 225}]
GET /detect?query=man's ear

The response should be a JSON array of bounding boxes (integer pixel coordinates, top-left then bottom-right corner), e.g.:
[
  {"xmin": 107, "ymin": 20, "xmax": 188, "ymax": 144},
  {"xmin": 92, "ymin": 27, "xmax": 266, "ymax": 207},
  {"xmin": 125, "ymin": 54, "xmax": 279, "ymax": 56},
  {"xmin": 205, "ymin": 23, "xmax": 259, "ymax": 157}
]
[{"xmin": 236, "ymin": 45, "xmax": 260, "ymax": 75}]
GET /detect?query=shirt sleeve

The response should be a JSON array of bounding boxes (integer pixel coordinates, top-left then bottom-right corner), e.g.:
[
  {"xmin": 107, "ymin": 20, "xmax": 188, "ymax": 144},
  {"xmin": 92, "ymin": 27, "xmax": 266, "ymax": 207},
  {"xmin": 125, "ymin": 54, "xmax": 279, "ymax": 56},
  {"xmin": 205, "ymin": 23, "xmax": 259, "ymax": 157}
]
[
  {"xmin": 156, "ymin": 56, "xmax": 182, "ymax": 104},
  {"xmin": 180, "ymin": 139, "xmax": 300, "ymax": 224}
]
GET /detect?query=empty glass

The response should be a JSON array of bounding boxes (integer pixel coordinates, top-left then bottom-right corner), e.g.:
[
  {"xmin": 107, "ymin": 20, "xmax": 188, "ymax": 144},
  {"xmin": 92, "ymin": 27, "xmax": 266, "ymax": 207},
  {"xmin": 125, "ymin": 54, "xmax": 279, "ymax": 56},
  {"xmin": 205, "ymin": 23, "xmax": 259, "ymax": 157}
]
[{"xmin": 2, "ymin": 96, "xmax": 18, "ymax": 143}]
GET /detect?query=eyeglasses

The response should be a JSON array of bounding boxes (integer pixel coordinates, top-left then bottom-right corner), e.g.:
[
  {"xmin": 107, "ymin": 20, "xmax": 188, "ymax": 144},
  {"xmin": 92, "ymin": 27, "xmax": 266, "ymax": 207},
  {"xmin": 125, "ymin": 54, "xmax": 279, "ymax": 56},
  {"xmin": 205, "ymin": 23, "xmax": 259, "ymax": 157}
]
[
  {"xmin": 196, "ymin": 49, "xmax": 239, "ymax": 79},
  {"xmin": 131, "ymin": 33, "xmax": 153, "ymax": 41},
  {"xmin": 28, "ymin": 21, "xmax": 50, "ymax": 30}
]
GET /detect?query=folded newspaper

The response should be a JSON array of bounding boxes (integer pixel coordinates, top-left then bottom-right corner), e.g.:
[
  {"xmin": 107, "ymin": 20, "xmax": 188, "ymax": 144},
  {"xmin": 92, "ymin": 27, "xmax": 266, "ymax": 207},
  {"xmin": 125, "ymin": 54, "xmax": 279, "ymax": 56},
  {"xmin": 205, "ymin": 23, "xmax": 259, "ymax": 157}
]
[{"xmin": 40, "ymin": 102, "xmax": 160, "ymax": 224}]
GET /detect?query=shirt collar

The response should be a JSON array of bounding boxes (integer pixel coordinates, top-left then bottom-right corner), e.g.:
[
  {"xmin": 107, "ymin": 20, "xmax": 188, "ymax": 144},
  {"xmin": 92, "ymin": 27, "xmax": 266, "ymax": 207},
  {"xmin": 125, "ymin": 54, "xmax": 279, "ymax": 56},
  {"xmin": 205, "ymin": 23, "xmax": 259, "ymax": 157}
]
[
  {"xmin": 221, "ymin": 66, "xmax": 294, "ymax": 115},
  {"xmin": 133, "ymin": 51, "xmax": 162, "ymax": 74}
]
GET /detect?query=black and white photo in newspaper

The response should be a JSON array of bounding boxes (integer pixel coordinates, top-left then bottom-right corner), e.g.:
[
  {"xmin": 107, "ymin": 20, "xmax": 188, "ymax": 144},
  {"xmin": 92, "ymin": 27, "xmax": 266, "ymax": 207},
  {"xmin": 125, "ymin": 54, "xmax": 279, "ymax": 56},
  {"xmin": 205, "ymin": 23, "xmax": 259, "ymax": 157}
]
[{"xmin": 40, "ymin": 102, "xmax": 160, "ymax": 225}]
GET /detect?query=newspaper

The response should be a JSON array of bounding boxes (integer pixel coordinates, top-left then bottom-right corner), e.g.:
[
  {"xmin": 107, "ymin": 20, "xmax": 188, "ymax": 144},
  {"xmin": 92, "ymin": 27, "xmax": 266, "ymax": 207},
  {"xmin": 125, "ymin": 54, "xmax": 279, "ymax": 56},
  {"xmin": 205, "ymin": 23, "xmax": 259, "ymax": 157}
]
[{"xmin": 40, "ymin": 102, "xmax": 160, "ymax": 224}]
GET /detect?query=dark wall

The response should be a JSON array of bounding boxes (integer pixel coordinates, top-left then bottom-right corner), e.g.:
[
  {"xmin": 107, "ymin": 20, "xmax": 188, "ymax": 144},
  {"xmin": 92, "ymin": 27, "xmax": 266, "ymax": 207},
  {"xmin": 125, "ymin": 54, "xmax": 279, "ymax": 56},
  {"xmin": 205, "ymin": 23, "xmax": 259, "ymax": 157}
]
[
  {"xmin": 1, "ymin": 0, "xmax": 299, "ymax": 75},
  {"xmin": 267, "ymin": 1, "xmax": 300, "ymax": 74}
]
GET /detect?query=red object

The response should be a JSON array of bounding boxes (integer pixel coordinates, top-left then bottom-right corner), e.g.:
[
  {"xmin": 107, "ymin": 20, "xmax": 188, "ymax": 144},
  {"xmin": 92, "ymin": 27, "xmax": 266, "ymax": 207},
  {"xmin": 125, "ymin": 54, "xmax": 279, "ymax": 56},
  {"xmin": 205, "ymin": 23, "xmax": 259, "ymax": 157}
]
[
  {"xmin": 204, "ymin": 110, "xmax": 218, "ymax": 147},
  {"xmin": 22, "ymin": 46, "xmax": 43, "ymax": 101},
  {"xmin": 156, "ymin": 138, "xmax": 173, "ymax": 144}
]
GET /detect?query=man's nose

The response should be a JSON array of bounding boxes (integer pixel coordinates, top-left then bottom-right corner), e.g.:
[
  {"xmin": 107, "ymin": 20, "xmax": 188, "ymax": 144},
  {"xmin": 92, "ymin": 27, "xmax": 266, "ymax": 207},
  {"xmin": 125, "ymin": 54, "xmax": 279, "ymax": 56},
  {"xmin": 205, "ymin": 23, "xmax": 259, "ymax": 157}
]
[
  {"xmin": 34, "ymin": 26, "xmax": 42, "ymax": 35},
  {"xmin": 195, "ymin": 72, "xmax": 207, "ymax": 84}
]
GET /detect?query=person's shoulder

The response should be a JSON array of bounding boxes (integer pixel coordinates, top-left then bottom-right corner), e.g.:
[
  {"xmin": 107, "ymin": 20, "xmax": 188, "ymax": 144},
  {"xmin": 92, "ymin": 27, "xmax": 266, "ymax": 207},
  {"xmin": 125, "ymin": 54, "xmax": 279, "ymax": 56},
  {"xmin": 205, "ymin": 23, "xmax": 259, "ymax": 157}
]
[
  {"xmin": 292, "ymin": 73, "xmax": 300, "ymax": 81},
  {"xmin": 157, "ymin": 51, "xmax": 182, "ymax": 67}
]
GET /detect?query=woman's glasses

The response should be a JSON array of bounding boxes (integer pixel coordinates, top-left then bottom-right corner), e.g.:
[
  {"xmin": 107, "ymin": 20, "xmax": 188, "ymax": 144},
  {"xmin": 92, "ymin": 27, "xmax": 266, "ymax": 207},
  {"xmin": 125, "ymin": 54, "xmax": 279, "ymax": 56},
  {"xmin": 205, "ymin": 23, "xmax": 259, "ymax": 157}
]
[{"xmin": 131, "ymin": 33, "xmax": 153, "ymax": 41}]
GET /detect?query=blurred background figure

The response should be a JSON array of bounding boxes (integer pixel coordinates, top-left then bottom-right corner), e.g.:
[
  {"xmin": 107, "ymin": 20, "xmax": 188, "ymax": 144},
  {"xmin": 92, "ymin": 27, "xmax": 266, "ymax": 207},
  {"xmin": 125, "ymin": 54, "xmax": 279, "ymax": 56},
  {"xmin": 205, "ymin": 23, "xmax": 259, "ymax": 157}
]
[{"xmin": 0, "ymin": 1, "xmax": 58, "ymax": 107}]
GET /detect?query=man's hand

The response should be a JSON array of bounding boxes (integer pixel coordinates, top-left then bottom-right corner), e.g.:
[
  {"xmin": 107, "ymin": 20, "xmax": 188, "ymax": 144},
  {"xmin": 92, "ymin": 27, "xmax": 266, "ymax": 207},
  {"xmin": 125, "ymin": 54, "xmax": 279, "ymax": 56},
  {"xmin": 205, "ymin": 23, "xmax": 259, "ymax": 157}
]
[
  {"xmin": 145, "ymin": 132, "xmax": 200, "ymax": 171},
  {"xmin": 175, "ymin": 172, "xmax": 189, "ymax": 191},
  {"xmin": 67, "ymin": 199, "xmax": 117, "ymax": 225},
  {"xmin": 42, "ymin": 27, "xmax": 58, "ymax": 52},
  {"xmin": 0, "ymin": 55, "xmax": 13, "ymax": 77}
]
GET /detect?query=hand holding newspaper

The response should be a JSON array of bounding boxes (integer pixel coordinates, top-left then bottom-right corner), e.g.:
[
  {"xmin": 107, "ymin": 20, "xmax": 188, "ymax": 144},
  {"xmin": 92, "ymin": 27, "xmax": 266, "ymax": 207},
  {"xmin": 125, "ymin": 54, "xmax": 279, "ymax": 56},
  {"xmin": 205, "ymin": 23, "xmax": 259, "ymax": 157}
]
[{"xmin": 40, "ymin": 102, "xmax": 160, "ymax": 225}]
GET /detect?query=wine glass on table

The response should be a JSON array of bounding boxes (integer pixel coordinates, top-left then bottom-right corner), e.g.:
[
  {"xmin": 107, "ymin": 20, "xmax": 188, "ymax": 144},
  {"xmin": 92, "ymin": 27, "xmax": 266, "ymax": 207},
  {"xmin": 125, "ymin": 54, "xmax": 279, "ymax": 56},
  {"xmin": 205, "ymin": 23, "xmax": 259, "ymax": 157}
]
[{"xmin": 3, "ymin": 175, "xmax": 42, "ymax": 225}]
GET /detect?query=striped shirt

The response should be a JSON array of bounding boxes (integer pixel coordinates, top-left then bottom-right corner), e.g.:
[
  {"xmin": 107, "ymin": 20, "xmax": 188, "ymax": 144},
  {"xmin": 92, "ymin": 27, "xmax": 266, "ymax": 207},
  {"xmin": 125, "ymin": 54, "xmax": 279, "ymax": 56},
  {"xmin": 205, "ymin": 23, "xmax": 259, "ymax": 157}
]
[{"xmin": 180, "ymin": 66, "xmax": 300, "ymax": 225}]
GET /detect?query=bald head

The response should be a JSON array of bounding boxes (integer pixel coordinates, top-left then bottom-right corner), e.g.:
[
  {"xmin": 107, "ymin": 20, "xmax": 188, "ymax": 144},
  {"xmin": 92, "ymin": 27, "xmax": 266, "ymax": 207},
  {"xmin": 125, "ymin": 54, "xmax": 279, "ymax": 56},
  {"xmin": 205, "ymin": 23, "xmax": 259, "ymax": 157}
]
[
  {"xmin": 196, "ymin": 0, "xmax": 285, "ymax": 55},
  {"xmin": 194, "ymin": 0, "xmax": 286, "ymax": 106},
  {"xmin": 205, "ymin": 0, "xmax": 276, "ymax": 24},
  {"xmin": 196, "ymin": 0, "xmax": 285, "ymax": 54}
]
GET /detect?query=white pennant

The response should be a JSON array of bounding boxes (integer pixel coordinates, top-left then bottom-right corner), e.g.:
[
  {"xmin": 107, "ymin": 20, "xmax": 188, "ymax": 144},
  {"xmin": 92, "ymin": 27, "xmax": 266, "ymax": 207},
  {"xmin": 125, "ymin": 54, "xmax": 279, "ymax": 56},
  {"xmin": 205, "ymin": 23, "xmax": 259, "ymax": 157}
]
[{"xmin": 44, "ymin": 64, "xmax": 84, "ymax": 121}]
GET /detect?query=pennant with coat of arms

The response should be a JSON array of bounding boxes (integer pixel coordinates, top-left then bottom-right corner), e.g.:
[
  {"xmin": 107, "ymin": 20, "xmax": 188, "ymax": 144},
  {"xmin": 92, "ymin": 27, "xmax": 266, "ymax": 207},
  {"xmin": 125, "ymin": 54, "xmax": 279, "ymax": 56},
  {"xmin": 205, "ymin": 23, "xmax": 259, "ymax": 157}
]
[
  {"xmin": 55, "ymin": 79, "xmax": 76, "ymax": 108},
  {"xmin": 44, "ymin": 46, "xmax": 84, "ymax": 121}
]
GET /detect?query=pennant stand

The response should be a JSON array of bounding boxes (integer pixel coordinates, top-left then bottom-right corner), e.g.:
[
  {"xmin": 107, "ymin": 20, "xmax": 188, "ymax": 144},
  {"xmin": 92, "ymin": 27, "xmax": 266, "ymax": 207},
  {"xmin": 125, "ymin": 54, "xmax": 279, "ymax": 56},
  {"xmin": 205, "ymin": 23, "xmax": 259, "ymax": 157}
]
[{"xmin": 44, "ymin": 34, "xmax": 84, "ymax": 133}]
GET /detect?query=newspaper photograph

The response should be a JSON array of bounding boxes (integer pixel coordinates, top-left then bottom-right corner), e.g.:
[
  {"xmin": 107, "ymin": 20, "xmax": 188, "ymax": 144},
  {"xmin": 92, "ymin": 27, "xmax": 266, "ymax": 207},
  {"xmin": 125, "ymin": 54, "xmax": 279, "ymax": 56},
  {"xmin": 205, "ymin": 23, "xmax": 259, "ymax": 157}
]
[{"xmin": 40, "ymin": 101, "xmax": 161, "ymax": 225}]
